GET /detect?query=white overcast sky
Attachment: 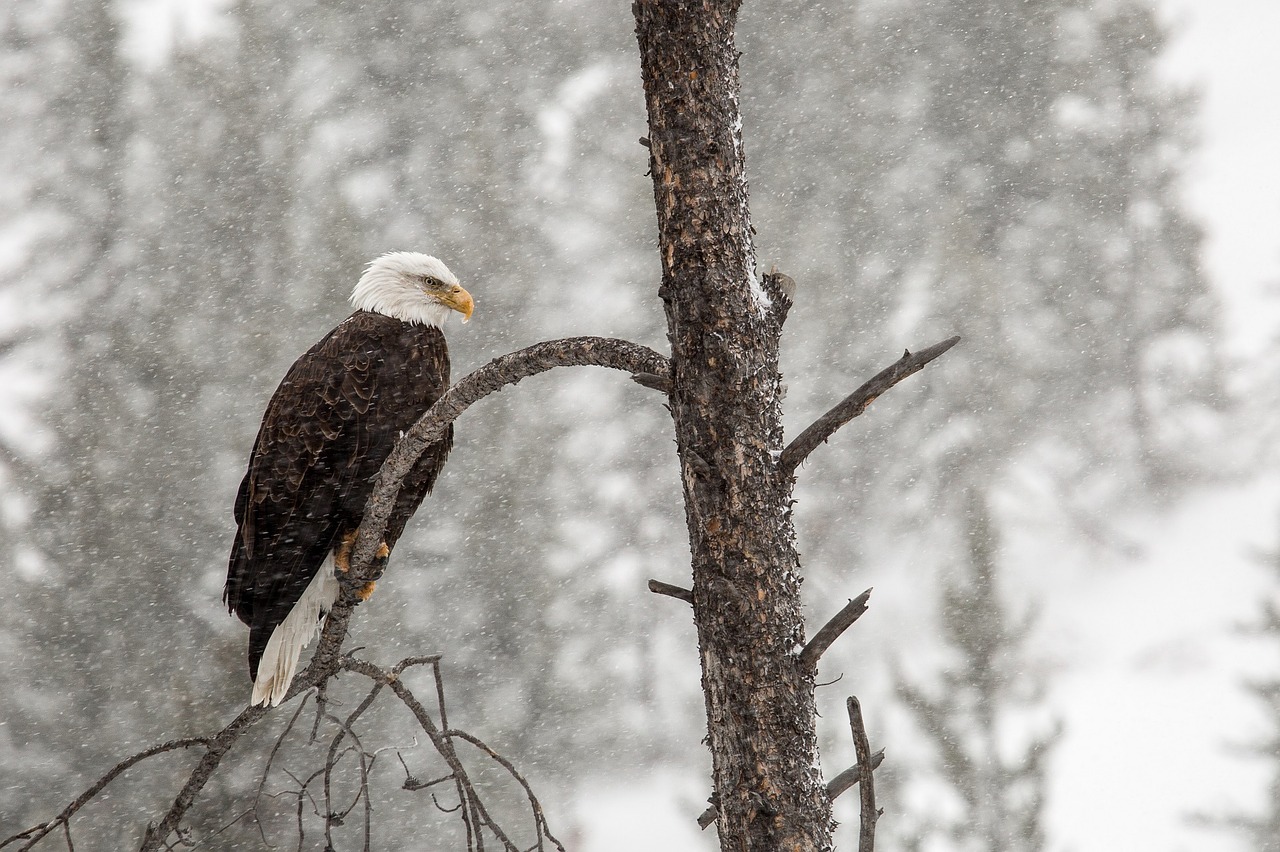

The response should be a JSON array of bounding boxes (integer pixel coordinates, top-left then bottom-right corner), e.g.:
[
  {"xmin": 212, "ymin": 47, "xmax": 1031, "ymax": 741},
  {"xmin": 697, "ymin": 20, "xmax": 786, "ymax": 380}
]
[{"xmin": 1158, "ymin": 0, "xmax": 1280, "ymax": 359}]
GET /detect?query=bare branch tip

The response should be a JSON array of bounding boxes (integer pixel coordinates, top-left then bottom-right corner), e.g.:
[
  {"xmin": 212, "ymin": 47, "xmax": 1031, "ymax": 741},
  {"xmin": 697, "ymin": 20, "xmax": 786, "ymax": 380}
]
[
  {"xmin": 799, "ymin": 588, "xmax": 873, "ymax": 670},
  {"xmin": 846, "ymin": 695, "xmax": 879, "ymax": 851},
  {"xmin": 780, "ymin": 334, "xmax": 962, "ymax": 475},
  {"xmin": 648, "ymin": 579, "xmax": 694, "ymax": 605},
  {"xmin": 631, "ymin": 372, "xmax": 672, "ymax": 394}
]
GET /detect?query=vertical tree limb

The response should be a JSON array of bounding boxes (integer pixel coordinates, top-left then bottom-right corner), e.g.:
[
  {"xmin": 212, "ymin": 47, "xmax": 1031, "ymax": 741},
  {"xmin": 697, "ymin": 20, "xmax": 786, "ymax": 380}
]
[
  {"xmin": 846, "ymin": 696, "xmax": 879, "ymax": 852},
  {"xmin": 634, "ymin": 3, "xmax": 832, "ymax": 850}
]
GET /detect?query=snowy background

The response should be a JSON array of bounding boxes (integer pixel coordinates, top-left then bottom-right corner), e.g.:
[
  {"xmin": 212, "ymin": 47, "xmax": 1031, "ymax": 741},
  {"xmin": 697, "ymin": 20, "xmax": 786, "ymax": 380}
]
[
  {"xmin": 2, "ymin": 0, "xmax": 1278, "ymax": 850},
  {"xmin": 1035, "ymin": 5, "xmax": 1280, "ymax": 850}
]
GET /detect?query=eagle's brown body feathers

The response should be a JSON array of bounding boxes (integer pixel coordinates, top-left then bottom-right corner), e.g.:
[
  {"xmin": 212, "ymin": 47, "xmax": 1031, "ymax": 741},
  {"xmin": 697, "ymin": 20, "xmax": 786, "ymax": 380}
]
[{"xmin": 224, "ymin": 310, "xmax": 453, "ymax": 687}]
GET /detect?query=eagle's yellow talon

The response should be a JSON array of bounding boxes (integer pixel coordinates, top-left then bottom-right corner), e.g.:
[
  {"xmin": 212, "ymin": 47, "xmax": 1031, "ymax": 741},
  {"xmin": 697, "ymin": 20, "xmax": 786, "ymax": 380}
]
[
  {"xmin": 358, "ymin": 581, "xmax": 377, "ymax": 601},
  {"xmin": 335, "ymin": 530, "xmax": 359, "ymax": 573}
]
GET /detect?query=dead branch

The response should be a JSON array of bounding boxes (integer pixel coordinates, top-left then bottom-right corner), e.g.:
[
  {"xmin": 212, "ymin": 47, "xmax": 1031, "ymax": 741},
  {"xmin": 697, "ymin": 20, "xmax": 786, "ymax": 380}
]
[
  {"xmin": 345, "ymin": 336, "xmax": 670, "ymax": 595},
  {"xmin": 631, "ymin": 372, "xmax": 672, "ymax": 393},
  {"xmin": 337, "ymin": 657, "xmax": 482, "ymax": 841},
  {"xmin": 826, "ymin": 748, "xmax": 885, "ymax": 803},
  {"xmin": 778, "ymin": 336, "xmax": 960, "ymax": 476},
  {"xmin": 798, "ymin": 588, "xmax": 872, "ymax": 671},
  {"xmin": 253, "ymin": 696, "xmax": 311, "ymax": 841},
  {"xmin": 647, "ymin": 578, "xmax": 693, "ymax": 604},
  {"xmin": 847, "ymin": 696, "xmax": 879, "ymax": 852},
  {"xmin": 445, "ymin": 729, "xmax": 566, "ymax": 852},
  {"xmin": 338, "ymin": 655, "xmax": 558, "ymax": 852},
  {"xmin": 139, "ymin": 706, "xmax": 270, "ymax": 851},
  {"xmin": 322, "ymin": 681, "xmax": 383, "ymax": 850},
  {"xmin": 1, "ymin": 738, "xmax": 210, "ymax": 851}
]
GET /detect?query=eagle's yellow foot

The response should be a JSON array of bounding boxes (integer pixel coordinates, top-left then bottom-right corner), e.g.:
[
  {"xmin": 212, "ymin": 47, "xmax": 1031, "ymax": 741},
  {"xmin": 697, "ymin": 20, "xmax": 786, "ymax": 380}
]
[
  {"xmin": 358, "ymin": 542, "xmax": 391, "ymax": 601},
  {"xmin": 334, "ymin": 530, "xmax": 359, "ymax": 573}
]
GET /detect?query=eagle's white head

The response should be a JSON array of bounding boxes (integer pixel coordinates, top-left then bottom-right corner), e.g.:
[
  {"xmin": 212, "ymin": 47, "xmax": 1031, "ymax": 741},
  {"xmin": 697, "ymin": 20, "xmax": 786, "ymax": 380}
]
[{"xmin": 350, "ymin": 251, "xmax": 475, "ymax": 328}]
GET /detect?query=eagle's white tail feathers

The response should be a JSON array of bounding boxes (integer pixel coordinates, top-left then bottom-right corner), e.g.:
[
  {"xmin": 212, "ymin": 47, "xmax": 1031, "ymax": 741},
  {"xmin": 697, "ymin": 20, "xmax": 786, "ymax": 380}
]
[{"xmin": 251, "ymin": 557, "xmax": 340, "ymax": 707}]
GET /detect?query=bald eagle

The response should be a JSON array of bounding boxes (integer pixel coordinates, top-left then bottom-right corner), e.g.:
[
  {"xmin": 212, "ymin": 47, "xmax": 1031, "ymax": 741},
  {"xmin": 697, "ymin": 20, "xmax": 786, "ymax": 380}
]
[{"xmin": 224, "ymin": 252, "xmax": 474, "ymax": 707}]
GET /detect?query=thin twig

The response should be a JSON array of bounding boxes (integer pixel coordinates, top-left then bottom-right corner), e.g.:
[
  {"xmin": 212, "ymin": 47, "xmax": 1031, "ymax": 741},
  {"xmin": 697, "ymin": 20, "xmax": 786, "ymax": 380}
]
[
  {"xmin": 178, "ymin": 807, "xmax": 259, "ymax": 851},
  {"xmin": 425, "ymin": 657, "xmax": 478, "ymax": 852},
  {"xmin": 339, "ymin": 656, "xmax": 526, "ymax": 852},
  {"xmin": 431, "ymin": 658, "xmax": 451, "ymax": 733},
  {"xmin": 446, "ymin": 729, "xmax": 567, "ymax": 852},
  {"xmin": 847, "ymin": 696, "xmax": 879, "ymax": 852},
  {"xmin": 779, "ymin": 336, "xmax": 960, "ymax": 475},
  {"xmin": 1, "ymin": 738, "xmax": 210, "ymax": 851},
  {"xmin": 798, "ymin": 589, "xmax": 872, "ymax": 671},
  {"xmin": 647, "ymin": 579, "xmax": 693, "ymax": 604},
  {"xmin": 403, "ymin": 772, "xmax": 456, "ymax": 793},
  {"xmin": 255, "ymin": 696, "xmax": 310, "ymax": 813},
  {"xmin": 322, "ymin": 682, "xmax": 383, "ymax": 850}
]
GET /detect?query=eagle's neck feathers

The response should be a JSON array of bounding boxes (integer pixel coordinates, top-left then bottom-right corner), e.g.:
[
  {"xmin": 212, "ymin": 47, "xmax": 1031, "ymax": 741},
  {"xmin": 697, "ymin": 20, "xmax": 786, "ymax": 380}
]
[{"xmin": 349, "ymin": 252, "xmax": 457, "ymax": 328}]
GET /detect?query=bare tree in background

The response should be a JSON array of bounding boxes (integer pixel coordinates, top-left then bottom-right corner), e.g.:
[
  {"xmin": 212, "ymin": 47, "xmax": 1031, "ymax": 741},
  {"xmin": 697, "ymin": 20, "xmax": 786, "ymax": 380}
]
[
  {"xmin": 895, "ymin": 493, "xmax": 1060, "ymax": 852},
  {"xmin": 1227, "ymin": 517, "xmax": 1280, "ymax": 851}
]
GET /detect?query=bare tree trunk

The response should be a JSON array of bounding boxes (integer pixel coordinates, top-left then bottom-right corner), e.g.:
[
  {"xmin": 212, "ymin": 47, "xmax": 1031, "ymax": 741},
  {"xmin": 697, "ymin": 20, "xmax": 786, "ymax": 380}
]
[{"xmin": 633, "ymin": 3, "xmax": 833, "ymax": 850}]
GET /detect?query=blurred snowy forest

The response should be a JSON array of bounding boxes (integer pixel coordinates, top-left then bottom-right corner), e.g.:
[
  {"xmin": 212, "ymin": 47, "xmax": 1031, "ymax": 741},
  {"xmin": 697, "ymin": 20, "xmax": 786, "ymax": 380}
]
[{"xmin": 0, "ymin": 0, "xmax": 1272, "ymax": 849}]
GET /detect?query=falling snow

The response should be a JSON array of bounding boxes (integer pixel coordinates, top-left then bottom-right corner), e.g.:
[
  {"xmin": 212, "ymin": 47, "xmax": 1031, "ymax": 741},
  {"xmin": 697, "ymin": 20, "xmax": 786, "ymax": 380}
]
[{"xmin": 1, "ymin": 0, "xmax": 1278, "ymax": 850}]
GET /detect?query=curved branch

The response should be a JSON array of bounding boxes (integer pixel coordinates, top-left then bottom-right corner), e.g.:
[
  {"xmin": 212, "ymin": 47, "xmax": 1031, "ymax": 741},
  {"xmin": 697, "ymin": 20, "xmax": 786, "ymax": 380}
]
[
  {"xmin": 345, "ymin": 335, "xmax": 670, "ymax": 589},
  {"xmin": 135, "ymin": 336, "xmax": 666, "ymax": 851},
  {"xmin": 779, "ymin": 336, "xmax": 960, "ymax": 476}
]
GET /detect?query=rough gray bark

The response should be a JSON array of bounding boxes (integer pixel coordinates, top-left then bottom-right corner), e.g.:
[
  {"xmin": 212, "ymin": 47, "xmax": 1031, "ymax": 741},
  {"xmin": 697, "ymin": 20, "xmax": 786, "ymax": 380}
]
[{"xmin": 634, "ymin": 3, "xmax": 833, "ymax": 849}]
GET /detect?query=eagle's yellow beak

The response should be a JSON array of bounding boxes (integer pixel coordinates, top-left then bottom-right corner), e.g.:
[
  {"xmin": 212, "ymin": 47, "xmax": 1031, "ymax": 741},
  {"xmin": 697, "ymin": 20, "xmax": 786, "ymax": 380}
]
[{"xmin": 441, "ymin": 285, "xmax": 475, "ymax": 324}]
